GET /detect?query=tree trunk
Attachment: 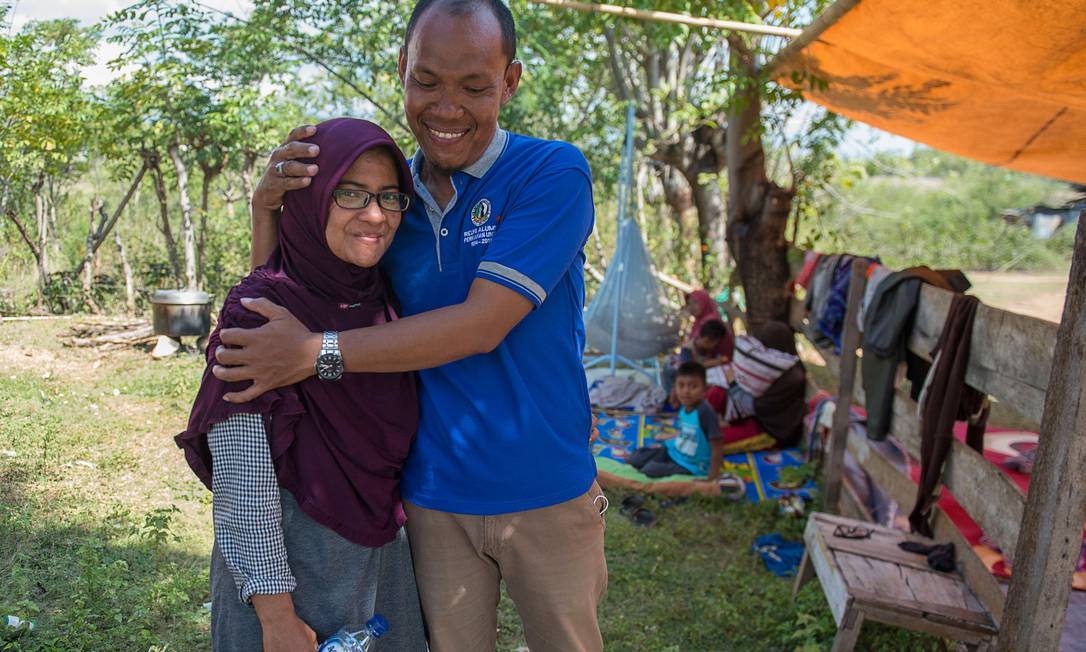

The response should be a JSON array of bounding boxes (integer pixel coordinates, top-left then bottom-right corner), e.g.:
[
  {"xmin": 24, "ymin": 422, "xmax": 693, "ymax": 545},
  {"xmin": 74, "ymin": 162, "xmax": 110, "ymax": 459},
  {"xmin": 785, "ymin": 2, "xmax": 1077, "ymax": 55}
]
[
  {"xmin": 654, "ymin": 166, "xmax": 699, "ymax": 283},
  {"xmin": 82, "ymin": 198, "xmax": 105, "ymax": 314},
  {"xmin": 168, "ymin": 143, "xmax": 198, "ymax": 290},
  {"xmin": 114, "ymin": 230, "xmax": 136, "ymax": 315},
  {"xmin": 220, "ymin": 178, "xmax": 240, "ymax": 221},
  {"xmin": 240, "ymin": 150, "xmax": 257, "ymax": 213},
  {"xmin": 146, "ymin": 152, "xmax": 183, "ymax": 287},
  {"xmin": 34, "ymin": 184, "xmax": 48, "ymax": 294},
  {"xmin": 652, "ymin": 124, "xmax": 730, "ymax": 288},
  {"xmin": 725, "ymin": 40, "xmax": 795, "ymax": 327},
  {"xmin": 197, "ymin": 169, "xmax": 212, "ymax": 286},
  {"xmin": 46, "ymin": 176, "xmax": 59, "ymax": 240},
  {"xmin": 690, "ymin": 176, "xmax": 728, "ymax": 285}
]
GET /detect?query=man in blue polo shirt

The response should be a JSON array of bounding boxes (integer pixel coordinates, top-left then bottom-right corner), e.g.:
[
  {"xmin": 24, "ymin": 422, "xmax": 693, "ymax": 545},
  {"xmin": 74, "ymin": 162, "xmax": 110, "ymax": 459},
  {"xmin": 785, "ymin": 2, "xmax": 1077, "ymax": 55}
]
[{"xmin": 213, "ymin": 1, "xmax": 606, "ymax": 650}]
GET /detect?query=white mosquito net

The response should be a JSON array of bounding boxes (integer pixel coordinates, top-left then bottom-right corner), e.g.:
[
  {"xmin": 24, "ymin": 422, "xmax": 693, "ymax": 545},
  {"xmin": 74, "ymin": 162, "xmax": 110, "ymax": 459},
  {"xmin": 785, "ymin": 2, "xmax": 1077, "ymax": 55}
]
[{"xmin": 584, "ymin": 218, "xmax": 681, "ymax": 360}]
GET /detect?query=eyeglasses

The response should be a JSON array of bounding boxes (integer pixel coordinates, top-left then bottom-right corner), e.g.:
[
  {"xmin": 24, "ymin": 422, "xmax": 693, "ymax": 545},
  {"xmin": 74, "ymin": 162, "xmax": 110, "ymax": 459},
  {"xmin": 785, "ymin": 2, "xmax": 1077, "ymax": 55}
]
[{"xmin": 331, "ymin": 188, "xmax": 411, "ymax": 212}]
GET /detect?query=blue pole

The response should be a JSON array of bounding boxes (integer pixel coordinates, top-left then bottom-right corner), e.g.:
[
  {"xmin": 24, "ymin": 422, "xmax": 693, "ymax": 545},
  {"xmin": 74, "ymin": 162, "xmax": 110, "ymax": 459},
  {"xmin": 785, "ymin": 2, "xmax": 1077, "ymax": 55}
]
[{"xmin": 608, "ymin": 103, "xmax": 636, "ymax": 374}]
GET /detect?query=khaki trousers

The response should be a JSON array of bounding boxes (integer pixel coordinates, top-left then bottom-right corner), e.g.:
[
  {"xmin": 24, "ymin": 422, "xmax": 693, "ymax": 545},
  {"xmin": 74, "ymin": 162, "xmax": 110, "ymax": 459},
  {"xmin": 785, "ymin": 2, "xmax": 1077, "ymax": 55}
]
[{"xmin": 404, "ymin": 482, "xmax": 608, "ymax": 652}]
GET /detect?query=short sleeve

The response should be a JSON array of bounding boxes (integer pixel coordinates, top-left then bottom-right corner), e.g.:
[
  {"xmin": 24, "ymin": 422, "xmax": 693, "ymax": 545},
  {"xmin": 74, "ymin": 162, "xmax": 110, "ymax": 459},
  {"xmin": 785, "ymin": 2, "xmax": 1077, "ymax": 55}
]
[
  {"xmin": 475, "ymin": 145, "xmax": 594, "ymax": 307},
  {"xmin": 698, "ymin": 402, "xmax": 722, "ymax": 440}
]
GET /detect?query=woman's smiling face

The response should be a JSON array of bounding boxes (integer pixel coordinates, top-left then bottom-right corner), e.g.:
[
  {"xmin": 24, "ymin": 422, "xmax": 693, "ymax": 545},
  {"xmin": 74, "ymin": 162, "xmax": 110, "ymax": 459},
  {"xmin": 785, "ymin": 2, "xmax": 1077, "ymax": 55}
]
[{"xmin": 324, "ymin": 148, "xmax": 404, "ymax": 269}]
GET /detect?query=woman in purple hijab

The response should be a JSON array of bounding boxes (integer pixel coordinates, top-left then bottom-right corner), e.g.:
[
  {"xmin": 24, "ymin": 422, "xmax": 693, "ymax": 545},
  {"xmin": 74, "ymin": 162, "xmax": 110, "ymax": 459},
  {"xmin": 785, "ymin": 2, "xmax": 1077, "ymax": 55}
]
[{"xmin": 176, "ymin": 118, "xmax": 427, "ymax": 651}]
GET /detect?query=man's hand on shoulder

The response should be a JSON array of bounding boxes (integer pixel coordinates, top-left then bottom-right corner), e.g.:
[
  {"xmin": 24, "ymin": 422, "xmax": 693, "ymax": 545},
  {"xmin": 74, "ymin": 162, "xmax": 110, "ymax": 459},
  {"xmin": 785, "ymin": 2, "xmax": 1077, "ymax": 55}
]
[
  {"xmin": 252, "ymin": 125, "xmax": 321, "ymax": 215},
  {"xmin": 212, "ymin": 298, "xmax": 321, "ymax": 403},
  {"xmin": 252, "ymin": 593, "xmax": 318, "ymax": 652}
]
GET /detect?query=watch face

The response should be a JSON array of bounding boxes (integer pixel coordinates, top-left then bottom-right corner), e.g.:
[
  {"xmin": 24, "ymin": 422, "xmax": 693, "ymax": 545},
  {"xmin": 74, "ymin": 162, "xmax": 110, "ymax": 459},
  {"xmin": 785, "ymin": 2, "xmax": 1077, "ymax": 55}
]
[{"xmin": 316, "ymin": 353, "xmax": 344, "ymax": 380}]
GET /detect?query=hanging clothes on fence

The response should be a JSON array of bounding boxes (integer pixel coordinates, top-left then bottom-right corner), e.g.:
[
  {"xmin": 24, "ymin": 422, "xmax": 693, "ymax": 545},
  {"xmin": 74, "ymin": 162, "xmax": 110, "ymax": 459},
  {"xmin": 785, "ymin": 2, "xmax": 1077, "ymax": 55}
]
[
  {"xmin": 856, "ymin": 263, "xmax": 892, "ymax": 331},
  {"xmin": 909, "ymin": 293, "xmax": 990, "ymax": 537},
  {"xmin": 861, "ymin": 266, "xmax": 971, "ymax": 440},
  {"xmin": 805, "ymin": 254, "xmax": 841, "ymax": 349},
  {"xmin": 817, "ymin": 255, "xmax": 878, "ymax": 353},
  {"xmin": 816, "ymin": 256, "xmax": 856, "ymax": 353}
]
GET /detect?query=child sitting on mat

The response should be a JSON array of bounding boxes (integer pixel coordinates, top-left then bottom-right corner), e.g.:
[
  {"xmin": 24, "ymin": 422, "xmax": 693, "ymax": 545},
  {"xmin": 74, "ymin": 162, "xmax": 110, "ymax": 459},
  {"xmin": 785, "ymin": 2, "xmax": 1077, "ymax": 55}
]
[
  {"xmin": 664, "ymin": 319, "xmax": 730, "ymax": 408},
  {"xmin": 629, "ymin": 361, "xmax": 724, "ymax": 480}
]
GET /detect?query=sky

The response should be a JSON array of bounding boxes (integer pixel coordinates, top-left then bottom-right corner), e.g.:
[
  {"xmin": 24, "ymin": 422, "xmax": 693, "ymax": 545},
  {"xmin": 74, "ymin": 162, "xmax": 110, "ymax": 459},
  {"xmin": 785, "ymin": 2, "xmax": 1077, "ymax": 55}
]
[
  {"xmin": 7, "ymin": 0, "xmax": 917, "ymax": 157},
  {"xmin": 7, "ymin": 0, "xmax": 253, "ymax": 87}
]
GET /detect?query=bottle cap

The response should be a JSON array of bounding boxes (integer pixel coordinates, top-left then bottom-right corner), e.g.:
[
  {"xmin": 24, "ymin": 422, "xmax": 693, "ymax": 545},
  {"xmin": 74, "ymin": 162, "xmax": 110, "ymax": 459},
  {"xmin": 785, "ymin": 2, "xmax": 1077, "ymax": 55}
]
[{"xmin": 366, "ymin": 614, "xmax": 389, "ymax": 639}]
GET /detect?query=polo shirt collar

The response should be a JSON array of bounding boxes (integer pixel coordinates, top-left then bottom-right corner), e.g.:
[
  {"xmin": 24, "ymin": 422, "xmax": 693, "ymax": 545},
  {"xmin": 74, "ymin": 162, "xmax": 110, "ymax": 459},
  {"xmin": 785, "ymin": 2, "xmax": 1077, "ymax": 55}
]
[{"xmin": 410, "ymin": 128, "xmax": 508, "ymax": 181}]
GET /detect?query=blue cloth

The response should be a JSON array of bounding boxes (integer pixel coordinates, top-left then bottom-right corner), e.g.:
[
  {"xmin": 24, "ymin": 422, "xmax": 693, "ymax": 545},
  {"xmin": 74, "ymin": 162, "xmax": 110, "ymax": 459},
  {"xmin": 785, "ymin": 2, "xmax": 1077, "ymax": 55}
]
[
  {"xmin": 816, "ymin": 256, "xmax": 854, "ymax": 353},
  {"xmin": 381, "ymin": 130, "xmax": 597, "ymax": 515},
  {"xmin": 665, "ymin": 401, "xmax": 720, "ymax": 475},
  {"xmin": 752, "ymin": 533, "xmax": 805, "ymax": 577}
]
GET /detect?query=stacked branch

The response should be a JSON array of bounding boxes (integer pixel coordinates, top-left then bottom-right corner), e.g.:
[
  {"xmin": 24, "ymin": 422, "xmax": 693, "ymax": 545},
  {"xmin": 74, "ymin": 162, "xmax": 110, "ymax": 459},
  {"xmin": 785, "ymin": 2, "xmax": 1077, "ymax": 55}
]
[{"xmin": 61, "ymin": 319, "xmax": 155, "ymax": 350}]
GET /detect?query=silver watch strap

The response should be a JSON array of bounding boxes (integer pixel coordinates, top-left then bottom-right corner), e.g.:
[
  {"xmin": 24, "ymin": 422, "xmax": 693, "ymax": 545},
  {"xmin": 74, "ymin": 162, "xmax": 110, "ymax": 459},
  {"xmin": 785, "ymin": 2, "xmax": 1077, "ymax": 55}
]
[{"xmin": 320, "ymin": 330, "xmax": 339, "ymax": 355}]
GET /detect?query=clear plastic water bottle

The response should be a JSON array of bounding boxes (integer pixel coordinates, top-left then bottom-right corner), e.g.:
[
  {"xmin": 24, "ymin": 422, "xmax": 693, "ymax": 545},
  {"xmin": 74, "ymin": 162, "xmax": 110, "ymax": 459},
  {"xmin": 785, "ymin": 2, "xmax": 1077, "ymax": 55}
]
[
  {"xmin": 3, "ymin": 615, "xmax": 34, "ymax": 640},
  {"xmin": 318, "ymin": 614, "xmax": 389, "ymax": 652}
]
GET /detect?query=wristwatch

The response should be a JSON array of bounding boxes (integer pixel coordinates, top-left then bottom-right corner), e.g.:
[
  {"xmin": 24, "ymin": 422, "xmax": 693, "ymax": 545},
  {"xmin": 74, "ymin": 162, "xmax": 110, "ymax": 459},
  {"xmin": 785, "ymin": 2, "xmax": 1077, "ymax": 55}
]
[{"xmin": 315, "ymin": 330, "xmax": 344, "ymax": 381}]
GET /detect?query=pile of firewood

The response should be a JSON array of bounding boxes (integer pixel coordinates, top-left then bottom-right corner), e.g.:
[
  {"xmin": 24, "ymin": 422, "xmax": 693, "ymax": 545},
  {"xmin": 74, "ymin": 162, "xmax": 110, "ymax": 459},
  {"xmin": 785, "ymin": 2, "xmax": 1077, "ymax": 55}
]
[{"xmin": 61, "ymin": 319, "xmax": 155, "ymax": 351}]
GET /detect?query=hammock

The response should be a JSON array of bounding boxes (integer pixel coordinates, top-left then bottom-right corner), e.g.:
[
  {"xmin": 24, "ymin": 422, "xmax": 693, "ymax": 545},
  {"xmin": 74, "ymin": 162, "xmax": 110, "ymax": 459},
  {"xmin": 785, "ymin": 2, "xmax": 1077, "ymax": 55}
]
[
  {"xmin": 584, "ymin": 218, "xmax": 680, "ymax": 361},
  {"xmin": 583, "ymin": 103, "xmax": 681, "ymax": 377}
]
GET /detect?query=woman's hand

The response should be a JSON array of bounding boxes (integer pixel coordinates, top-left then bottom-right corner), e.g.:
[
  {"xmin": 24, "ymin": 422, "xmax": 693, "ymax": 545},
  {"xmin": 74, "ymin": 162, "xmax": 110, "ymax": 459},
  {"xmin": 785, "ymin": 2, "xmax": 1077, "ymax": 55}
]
[
  {"xmin": 212, "ymin": 298, "xmax": 322, "ymax": 403},
  {"xmin": 252, "ymin": 125, "xmax": 321, "ymax": 214},
  {"xmin": 253, "ymin": 594, "xmax": 318, "ymax": 652}
]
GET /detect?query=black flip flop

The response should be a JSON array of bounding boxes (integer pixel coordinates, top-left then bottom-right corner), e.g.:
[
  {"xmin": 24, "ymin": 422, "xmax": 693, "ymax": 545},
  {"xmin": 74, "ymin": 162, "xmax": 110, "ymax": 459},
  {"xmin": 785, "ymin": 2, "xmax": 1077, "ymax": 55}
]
[
  {"xmin": 620, "ymin": 494, "xmax": 645, "ymax": 515},
  {"xmin": 630, "ymin": 507, "xmax": 657, "ymax": 527}
]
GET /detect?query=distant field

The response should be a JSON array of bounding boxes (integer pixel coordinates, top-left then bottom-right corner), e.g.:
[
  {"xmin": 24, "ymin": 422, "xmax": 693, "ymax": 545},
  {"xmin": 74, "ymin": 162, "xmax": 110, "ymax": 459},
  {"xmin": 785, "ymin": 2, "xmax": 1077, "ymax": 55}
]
[{"xmin": 967, "ymin": 270, "xmax": 1068, "ymax": 324}]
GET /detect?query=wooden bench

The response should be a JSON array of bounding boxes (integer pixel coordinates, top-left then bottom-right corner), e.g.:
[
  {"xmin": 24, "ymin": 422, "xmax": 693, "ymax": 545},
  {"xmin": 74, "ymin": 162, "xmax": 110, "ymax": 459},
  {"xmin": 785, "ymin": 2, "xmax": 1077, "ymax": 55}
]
[
  {"xmin": 794, "ymin": 512, "xmax": 997, "ymax": 651},
  {"xmin": 784, "ymin": 244, "xmax": 1086, "ymax": 650}
]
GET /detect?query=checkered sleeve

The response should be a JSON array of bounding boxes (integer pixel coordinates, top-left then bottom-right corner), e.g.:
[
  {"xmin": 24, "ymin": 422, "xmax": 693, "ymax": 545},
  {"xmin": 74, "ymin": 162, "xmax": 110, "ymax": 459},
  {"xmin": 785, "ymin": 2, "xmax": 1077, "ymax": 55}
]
[{"xmin": 208, "ymin": 413, "xmax": 296, "ymax": 605}]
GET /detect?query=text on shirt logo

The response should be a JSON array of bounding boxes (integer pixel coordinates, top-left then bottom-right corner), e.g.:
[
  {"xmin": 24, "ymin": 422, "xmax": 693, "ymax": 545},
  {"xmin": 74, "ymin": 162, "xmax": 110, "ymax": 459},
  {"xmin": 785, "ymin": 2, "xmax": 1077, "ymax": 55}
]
[{"xmin": 463, "ymin": 223, "xmax": 497, "ymax": 247}]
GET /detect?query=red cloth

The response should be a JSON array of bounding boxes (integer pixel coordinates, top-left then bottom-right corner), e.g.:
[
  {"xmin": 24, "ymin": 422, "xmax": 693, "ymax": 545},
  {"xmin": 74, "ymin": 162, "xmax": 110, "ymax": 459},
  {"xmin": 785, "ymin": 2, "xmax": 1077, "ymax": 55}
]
[
  {"xmin": 794, "ymin": 251, "xmax": 821, "ymax": 290},
  {"xmin": 722, "ymin": 418, "xmax": 763, "ymax": 445},
  {"xmin": 705, "ymin": 386, "xmax": 767, "ymax": 444}
]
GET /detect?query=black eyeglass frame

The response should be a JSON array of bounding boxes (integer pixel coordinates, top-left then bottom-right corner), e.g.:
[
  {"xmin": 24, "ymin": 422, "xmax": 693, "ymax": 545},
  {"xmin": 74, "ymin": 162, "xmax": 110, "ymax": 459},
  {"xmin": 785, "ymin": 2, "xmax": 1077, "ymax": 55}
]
[{"xmin": 331, "ymin": 188, "xmax": 411, "ymax": 212}]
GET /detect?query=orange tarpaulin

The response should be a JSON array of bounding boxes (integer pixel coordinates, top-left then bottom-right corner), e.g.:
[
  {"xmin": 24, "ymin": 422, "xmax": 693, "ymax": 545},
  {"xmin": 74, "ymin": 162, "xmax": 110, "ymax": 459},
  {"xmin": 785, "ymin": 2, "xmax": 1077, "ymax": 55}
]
[{"xmin": 774, "ymin": 0, "xmax": 1086, "ymax": 184}]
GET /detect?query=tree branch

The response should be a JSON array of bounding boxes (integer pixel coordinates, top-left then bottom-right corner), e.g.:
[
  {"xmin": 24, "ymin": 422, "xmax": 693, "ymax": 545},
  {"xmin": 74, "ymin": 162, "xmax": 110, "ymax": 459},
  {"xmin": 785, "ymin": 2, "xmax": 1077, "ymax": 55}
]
[
  {"xmin": 5, "ymin": 210, "xmax": 41, "ymax": 263},
  {"xmin": 73, "ymin": 162, "xmax": 148, "ymax": 276},
  {"xmin": 291, "ymin": 44, "xmax": 409, "ymax": 134}
]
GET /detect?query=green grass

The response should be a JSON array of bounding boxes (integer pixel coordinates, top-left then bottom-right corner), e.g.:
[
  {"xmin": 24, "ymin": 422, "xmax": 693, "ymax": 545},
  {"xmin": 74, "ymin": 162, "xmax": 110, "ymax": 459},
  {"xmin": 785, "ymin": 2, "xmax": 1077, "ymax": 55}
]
[{"xmin": 0, "ymin": 318, "xmax": 945, "ymax": 651}]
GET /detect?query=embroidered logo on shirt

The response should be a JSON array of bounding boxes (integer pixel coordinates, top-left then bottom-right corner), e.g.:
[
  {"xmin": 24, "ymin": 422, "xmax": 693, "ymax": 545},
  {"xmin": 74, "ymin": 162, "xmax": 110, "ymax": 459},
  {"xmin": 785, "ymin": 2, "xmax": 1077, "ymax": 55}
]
[{"xmin": 470, "ymin": 198, "xmax": 492, "ymax": 226}]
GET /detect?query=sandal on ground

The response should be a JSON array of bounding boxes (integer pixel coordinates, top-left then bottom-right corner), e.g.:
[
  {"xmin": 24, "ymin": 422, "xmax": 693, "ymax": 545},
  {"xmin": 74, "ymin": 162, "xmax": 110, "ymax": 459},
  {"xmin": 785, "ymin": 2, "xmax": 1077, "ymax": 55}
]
[
  {"xmin": 629, "ymin": 507, "xmax": 657, "ymax": 527},
  {"xmin": 620, "ymin": 494, "xmax": 645, "ymax": 515},
  {"xmin": 718, "ymin": 474, "xmax": 746, "ymax": 501}
]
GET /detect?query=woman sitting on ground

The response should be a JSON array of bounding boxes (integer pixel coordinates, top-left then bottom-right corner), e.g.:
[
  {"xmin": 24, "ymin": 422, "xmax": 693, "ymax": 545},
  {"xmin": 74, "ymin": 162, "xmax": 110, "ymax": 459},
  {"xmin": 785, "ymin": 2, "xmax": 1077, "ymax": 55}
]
[
  {"xmin": 176, "ymin": 118, "xmax": 426, "ymax": 651},
  {"xmin": 706, "ymin": 320, "xmax": 808, "ymax": 448},
  {"xmin": 685, "ymin": 289, "xmax": 734, "ymax": 361}
]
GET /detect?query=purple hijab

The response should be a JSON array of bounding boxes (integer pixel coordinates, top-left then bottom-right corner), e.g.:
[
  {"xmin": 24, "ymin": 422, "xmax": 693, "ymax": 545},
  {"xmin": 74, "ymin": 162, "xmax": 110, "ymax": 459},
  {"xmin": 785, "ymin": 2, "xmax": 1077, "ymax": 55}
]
[{"xmin": 176, "ymin": 118, "xmax": 418, "ymax": 547}]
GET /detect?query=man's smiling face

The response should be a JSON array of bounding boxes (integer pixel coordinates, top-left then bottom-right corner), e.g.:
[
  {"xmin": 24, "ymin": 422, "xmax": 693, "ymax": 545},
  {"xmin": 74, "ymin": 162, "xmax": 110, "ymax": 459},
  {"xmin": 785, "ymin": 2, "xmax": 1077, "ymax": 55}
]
[{"xmin": 398, "ymin": 4, "xmax": 521, "ymax": 174}]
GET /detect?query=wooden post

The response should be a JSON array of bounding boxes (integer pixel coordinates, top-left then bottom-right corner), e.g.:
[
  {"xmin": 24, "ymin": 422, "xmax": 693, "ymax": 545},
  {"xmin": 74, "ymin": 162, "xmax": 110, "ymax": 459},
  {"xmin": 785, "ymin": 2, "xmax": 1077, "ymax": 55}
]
[
  {"xmin": 823, "ymin": 260, "xmax": 868, "ymax": 512},
  {"xmin": 997, "ymin": 219, "xmax": 1086, "ymax": 651}
]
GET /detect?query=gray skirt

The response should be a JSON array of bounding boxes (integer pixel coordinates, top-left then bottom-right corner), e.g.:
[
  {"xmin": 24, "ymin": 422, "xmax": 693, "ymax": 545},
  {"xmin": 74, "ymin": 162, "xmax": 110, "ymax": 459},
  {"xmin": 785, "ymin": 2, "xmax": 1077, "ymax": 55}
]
[{"xmin": 210, "ymin": 488, "xmax": 427, "ymax": 651}]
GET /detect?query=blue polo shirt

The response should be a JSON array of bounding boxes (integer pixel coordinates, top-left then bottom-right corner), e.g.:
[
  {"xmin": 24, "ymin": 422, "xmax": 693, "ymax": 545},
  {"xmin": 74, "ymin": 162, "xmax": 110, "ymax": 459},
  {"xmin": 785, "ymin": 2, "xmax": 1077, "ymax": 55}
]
[{"xmin": 380, "ymin": 129, "xmax": 597, "ymax": 515}]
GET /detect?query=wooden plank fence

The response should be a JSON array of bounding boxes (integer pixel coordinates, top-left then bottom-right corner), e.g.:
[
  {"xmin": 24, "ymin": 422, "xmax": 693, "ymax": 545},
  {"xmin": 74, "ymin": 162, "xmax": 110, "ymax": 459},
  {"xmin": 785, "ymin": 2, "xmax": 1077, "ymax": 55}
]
[{"xmin": 792, "ymin": 219, "xmax": 1086, "ymax": 649}]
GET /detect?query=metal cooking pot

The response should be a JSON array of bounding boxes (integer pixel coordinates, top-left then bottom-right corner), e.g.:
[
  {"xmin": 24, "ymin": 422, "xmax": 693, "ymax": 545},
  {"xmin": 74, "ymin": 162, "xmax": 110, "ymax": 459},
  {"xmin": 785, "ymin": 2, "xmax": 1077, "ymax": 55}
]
[{"xmin": 151, "ymin": 289, "xmax": 213, "ymax": 338}]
